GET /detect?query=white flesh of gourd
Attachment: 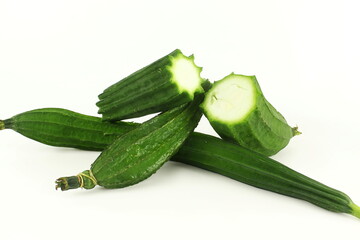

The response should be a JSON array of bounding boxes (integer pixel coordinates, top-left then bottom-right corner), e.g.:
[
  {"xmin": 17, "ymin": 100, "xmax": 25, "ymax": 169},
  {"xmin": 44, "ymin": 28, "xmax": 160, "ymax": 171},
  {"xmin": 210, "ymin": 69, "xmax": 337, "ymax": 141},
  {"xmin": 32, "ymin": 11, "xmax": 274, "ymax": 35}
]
[
  {"xmin": 168, "ymin": 54, "xmax": 203, "ymax": 96},
  {"xmin": 204, "ymin": 75, "xmax": 256, "ymax": 123}
]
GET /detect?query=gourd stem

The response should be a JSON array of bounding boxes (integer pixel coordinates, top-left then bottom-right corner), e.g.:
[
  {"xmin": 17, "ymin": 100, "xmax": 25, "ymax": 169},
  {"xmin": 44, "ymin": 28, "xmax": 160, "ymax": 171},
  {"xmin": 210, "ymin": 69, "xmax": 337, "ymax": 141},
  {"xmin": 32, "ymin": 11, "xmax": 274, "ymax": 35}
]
[
  {"xmin": 350, "ymin": 202, "xmax": 360, "ymax": 219},
  {"xmin": 292, "ymin": 126, "xmax": 302, "ymax": 136},
  {"xmin": 55, "ymin": 176, "xmax": 81, "ymax": 191},
  {"xmin": 0, "ymin": 120, "xmax": 4, "ymax": 130},
  {"xmin": 56, "ymin": 170, "xmax": 97, "ymax": 191}
]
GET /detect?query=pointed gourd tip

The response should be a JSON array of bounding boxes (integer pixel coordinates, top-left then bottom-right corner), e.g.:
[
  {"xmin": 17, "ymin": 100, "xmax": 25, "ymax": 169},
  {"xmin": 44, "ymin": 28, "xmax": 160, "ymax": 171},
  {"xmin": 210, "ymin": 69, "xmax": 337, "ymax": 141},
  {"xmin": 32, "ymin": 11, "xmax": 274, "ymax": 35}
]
[
  {"xmin": 292, "ymin": 126, "xmax": 302, "ymax": 136},
  {"xmin": 350, "ymin": 202, "xmax": 360, "ymax": 219},
  {"xmin": 0, "ymin": 120, "xmax": 4, "ymax": 130}
]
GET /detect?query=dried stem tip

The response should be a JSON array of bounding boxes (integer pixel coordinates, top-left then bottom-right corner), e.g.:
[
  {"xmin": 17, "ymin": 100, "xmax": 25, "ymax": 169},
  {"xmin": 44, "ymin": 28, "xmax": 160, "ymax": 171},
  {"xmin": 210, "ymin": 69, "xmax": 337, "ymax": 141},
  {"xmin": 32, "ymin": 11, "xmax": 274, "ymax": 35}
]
[
  {"xmin": 55, "ymin": 170, "xmax": 97, "ymax": 191},
  {"xmin": 292, "ymin": 126, "xmax": 302, "ymax": 136},
  {"xmin": 55, "ymin": 176, "xmax": 81, "ymax": 191}
]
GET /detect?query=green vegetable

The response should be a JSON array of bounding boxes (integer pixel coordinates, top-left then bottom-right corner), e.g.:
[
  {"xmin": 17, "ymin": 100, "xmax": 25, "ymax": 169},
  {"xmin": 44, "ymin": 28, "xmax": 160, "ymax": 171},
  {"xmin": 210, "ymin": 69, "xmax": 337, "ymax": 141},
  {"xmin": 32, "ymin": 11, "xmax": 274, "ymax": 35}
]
[
  {"xmin": 1, "ymin": 108, "xmax": 137, "ymax": 151},
  {"xmin": 97, "ymin": 49, "xmax": 204, "ymax": 121},
  {"xmin": 55, "ymin": 96, "xmax": 203, "ymax": 190},
  {"xmin": 173, "ymin": 132, "xmax": 360, "ymax": 218},
  {"xmin": 2, "ymin": 108, "xmax": 359, "ymax": 218},
  {"xmin": 202, "ymin": 73, "xmax": 300, "ymax": 156}
]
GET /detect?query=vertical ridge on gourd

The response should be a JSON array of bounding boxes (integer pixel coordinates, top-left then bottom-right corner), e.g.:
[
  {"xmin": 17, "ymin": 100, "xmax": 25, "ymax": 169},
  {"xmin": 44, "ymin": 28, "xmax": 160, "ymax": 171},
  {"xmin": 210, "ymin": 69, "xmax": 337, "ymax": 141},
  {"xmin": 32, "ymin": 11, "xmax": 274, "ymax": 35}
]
[
  {"xmin": 56, "ymin": 96, "xmax": 203, "ymax": 191},
  {"xmin": 202, "ymin": 73, "xmax": 299, "ymax": 156},
  {"xmin": 96, "ymin": 49, "xmax": 204, "ymax": 121}
]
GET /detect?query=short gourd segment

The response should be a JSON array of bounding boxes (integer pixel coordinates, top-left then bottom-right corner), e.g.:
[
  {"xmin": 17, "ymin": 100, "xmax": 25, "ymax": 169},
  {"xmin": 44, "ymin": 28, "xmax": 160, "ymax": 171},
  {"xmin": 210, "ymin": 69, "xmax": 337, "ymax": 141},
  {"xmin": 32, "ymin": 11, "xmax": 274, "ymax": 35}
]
[
  {"xmin": 202, "ymin": 73, "xmax": 300, "ymax": 156},
  {"xmin": 203, "ymin": 74, "xmax": 256, "ymax": 123},
  {"xmin": 56, "ymin": 95, "xmax": 203, "ymax": 191},
  {"xmin": 96, "ymin": 49, "xmax": 204, "ymax": 121}
]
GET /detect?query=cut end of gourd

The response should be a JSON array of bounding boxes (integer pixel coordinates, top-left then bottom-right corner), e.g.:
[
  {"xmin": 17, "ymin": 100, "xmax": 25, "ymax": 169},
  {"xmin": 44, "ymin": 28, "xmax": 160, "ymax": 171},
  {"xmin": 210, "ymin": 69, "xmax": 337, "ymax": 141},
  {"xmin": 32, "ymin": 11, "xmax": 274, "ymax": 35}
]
[
  {"xmin": 0, "ymin": 120, "xmax": 4, "ymax": 130},
  {"xmin": 167, "ymin": 51, "xmax": 204, "ymax": 98},
  {"xmin": 202, "ymin": 74, "xmax": 257, "ymax": 123},
  {"xmin": 350, "ymin": 202, "xmax": 360, "ymax": 219}
]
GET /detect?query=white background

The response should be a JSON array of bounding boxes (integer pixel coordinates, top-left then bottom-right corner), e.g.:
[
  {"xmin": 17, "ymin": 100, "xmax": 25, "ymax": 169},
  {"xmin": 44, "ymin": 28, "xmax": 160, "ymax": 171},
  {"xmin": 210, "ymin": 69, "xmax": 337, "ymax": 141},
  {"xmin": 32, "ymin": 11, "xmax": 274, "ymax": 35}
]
[{"xmin": 1, "ymin": 0, "xmax": 360, "ymax": 239}]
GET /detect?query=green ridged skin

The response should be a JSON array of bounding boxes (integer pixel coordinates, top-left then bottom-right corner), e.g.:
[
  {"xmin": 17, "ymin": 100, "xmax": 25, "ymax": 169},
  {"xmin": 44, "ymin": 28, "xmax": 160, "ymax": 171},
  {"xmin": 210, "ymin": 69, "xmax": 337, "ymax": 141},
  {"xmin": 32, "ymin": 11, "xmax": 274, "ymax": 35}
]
[
  {"xmin": 97, "ymin": 49, "xmax": 204, "ymax": 121},
  {"xmin": 56, "ymin": 96, "xmax": 203, "ymax": 190},
  {"xmin": 173, "ymin": 132, "xmax": 360, "ymax": 218},
  {"xmin": 202, "ymin": 74, "xmax": 300, "ymax": 156},
  {"xmin": 1, "ymin": 108, "xmax": 137, "ymax": 151},
  {"xmin": 3, "ymin": 108, "xmax": 359, "ymax": 217}
]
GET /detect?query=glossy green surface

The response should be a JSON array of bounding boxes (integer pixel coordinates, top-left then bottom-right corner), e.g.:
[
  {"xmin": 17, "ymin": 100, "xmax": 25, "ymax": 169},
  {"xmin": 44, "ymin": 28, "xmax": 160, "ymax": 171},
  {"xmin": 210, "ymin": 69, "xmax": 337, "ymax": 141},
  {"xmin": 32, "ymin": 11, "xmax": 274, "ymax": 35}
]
[
  {"xmin": 2, "ymin": 108, "xmax": 137, "ymax": 150},
  {"xmin": 174, "ymin": 132, "xmax": 358, "ymax": 217},
  {"xmin": 57, "ymin": 96, "xmax": 203, "ymax": 190},
  {"xmin": 3, "ymin": 108, "xmax": 358, "ymax": 217},
  {"xmin": 97, "ymin": 49, "xmax": 204, "ymax": 121},
  {"xmin": 202, "ymin": 74, "xmax": 299, "ymax": 156}
]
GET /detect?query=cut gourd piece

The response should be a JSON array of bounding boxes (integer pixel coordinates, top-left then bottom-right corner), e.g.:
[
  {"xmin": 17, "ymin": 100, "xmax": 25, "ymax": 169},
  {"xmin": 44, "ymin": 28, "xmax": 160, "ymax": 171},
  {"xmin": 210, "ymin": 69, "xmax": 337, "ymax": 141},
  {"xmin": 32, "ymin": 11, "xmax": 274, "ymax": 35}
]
[
  {"xmin": 97, "ymin": 49, "xmax": 204, "ymax": 121},
  {"xmin": 202, "ymin": 73, "xmax": 300, "ymax": 156}
]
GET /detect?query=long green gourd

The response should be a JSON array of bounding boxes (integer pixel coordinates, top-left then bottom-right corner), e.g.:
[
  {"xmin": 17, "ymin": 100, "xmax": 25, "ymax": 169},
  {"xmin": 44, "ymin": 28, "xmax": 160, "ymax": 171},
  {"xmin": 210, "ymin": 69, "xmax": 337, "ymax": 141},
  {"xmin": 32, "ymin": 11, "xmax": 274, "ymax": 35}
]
[
  {"xmin": 175, "ymin": 132, "xmax": 360, "ymax": 218},
  {"xmin": 1, "ymin": 109, "xmax": 359, "ymax": 218},
  {"xmin": 1, "ymin": 108, "xmax": 137, "ymax": 151},
  {"xmin": 56, "ymin": 96, "xmax": 203, "ymax": 190},
  {"xmin": 97, "ymin": 49, "xmax": 204, "ymax": 121},
  {"xmin": 202, "ymin": 73, "xmax": 300, "ymax": 156}
]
